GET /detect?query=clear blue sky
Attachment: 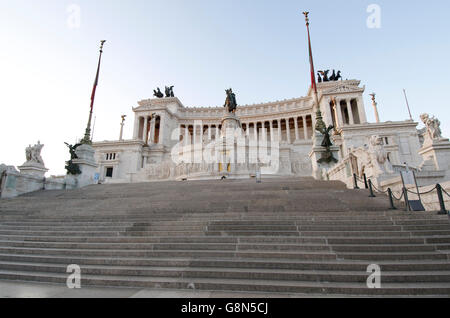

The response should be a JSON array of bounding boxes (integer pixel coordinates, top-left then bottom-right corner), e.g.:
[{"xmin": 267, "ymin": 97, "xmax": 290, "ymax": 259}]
[{"xmin": 1, "ymin": 0, "xmax": 449, "ymax": 175}]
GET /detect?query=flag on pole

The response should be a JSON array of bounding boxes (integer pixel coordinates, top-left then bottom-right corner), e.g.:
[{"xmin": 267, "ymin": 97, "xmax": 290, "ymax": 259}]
[
  {"xmin": 303, "ymin": 12, "xmax": 318, "ymax": 94},
  {"xmin": 89, "ymin": 40, "xmax": 106, "ymax": 112}
]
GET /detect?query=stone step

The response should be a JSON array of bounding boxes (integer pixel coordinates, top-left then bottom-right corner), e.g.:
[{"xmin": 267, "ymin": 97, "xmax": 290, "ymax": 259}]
[
  {"xmin": 3, "ymin": 213, "xmax": 447, "ymax": 220},
  {"xmin": 0, "ymin": 245, "xmax": 447, "ymax": 261},
  {"xmin": 0, "ymin": 270, "xmax": 449, "ymax": 295},
  {"xmin": 1, "ymin": 254, "xmax": 449, "ymax": 271},
  {"xmin": 0, "ymin": 223, "xmax": 448, "ymax": 233},
  {"xmin": 1, "ymin": 261, "xmax": 450, "ymax": 283},
  {"xmin": 0, "ymin": 246, "xmax": 339, "ymax": 260},
  {"xmin": 2, "ymin": 240, "xmax": 443, "ymax": 253},
  {"xmin": 3, "ymin": 234, "xmax": 444, "ymax": 245}
]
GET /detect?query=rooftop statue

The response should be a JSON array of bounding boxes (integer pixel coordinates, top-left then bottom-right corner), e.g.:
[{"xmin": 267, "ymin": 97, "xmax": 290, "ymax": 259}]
[
  {"xmin": 165, "ymin": 86, "xmax": 175, "ymax": 98},
  {"xmin": 153, "ymin": 88, "xmax": 164, "ymax": 98},
  {"xmin": 224, "ymin": 88, "xmax": 238, "ymax": 113},
  {"xmin": 318, "ymin": 70, "xmax": 342, "ymax": 82}
]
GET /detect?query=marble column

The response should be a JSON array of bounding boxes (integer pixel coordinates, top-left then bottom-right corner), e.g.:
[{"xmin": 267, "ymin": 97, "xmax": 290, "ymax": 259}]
[
  {"xmin": 303, "ymin": 116, "xmax": 308, "ymax": 140},
  {"xmin": 294, "ymin": 117, "xmax": 299, "ymax": 141},
  {"xmin": 347, "ymin": 99, "xmax": 355, "ymax": 125},
  {"xmin": 159, "ymin": 114, "xmax": 165, "ymax": 144},
  {"xmin": 286, "ymin": 118, "xmax": 291, "ymax": 144},
  {"xmin": 149, "ymin": 116, "xmax": 156, "ymax": 144},
  {"xmin": 208, "ymin": 125, "xmax": 212, "ymax": 141},
  {"xmin": 277, "ymin": 119, "xmax": 281, "ymax": 142},
  {"xmin": 184, "ymin": 125, "xmax": 189, "ymax": 145},
  {"xmin": 270, "ymin": 121, "xmax": 274, "ymax": 142},
  {"xmin": 200, "ymin": 125, "xmax": 204, "ymax": 145},
  {"xmin": 143, "ymin": 116, "xmax": 148, "ymax": 143},
  {"xmin": 133, "ymin": 115, "xmax": 140, "ymax": 140},
  {"xmin": 357, "ymin": 96, "xmax": 368, "ymax": 123}
]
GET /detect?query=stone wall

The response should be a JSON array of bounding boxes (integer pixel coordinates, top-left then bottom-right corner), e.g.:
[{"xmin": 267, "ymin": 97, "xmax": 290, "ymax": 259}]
[{"xmin": 0, "ymin": 171, "xmax": 77, "ymax": 199}]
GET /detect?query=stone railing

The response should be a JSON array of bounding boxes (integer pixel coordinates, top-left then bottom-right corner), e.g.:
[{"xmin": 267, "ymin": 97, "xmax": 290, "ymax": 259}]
[{"xmin": 328, "ymin": 156, "xmax": 354, "ymax": 188}]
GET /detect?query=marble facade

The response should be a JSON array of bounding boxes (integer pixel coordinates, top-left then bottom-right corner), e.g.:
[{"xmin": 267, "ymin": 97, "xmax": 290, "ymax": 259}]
[{"xmin": 92, "ymin": 79, "xmax": 424, "ymax": 183}]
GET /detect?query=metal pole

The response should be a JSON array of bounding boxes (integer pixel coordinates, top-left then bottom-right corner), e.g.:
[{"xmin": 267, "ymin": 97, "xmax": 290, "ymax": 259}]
[
  {"xmin": 81, "ymin": 40, "xmax": 106, "ymax": 145},
  {"xmin": 353, "ymin": 174, "xmax": 359, "ymax": 189},
  {"xmin": 403, "ymin": 187, "xmax": 410, "ymax": 211},
  {"xmin": 388, "ymin": 188, "xmax": 396, "ymax": 210},
  {"xmin": 368, "ymin": 180, "xmax": 376, "ymax": 197},
  {"xmin": 436, "ymin": 184, "xmax": 448, "ymax": 215},
  {"xmin": 403, "ymin": 89, "xmax": 413, "ymax": 121},
  {"xmin": 363, "ymin": 174, "xmax": 368, "ymax": 189}
]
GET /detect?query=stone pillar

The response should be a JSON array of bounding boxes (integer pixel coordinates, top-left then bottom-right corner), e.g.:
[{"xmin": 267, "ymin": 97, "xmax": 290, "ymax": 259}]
[
  {"xmin": 270, "ymin": 121, "xmax": 274, "ymax": 142},
  {"xmin": 143, "ymin": 116, "xmax": 148, "ymax": 143},
  {"xmin": 303, "ymin": 116, "xmax": 308, "ymax": 140},
  {"xmin": 133, "ymin": 115, "xmax": 140, "ymax": 140},
  {"xmin": 193, "ymin": 124, "xmax": 197, "ymax": 144},
  {"xmin": 149, "ymin": 116, "xmax": 156, "ymax": 144},
  {"xmin": 294, "ymin": 117, "xmax": 299, "ymax": 141},
  {"xmin": 158, "ymin": 114, "xmax": 165, "ymax": 145},
  {"xmin": 286, "ymin": 118, "xmax": 291, "ymax": 144},
  {"xmin": 184, "ymin": 125, "xmax": 189, "ymax": 146},
  {"xmin": 357, "ymin": 96, "xmax": 368, "ymax": 124},
  {"xmin": 347, "ymin": 99, "xmax": 355, "ymax": 125},
  {"xmin": 254, "ymin": 122, "xmax": 258, "ymax": 140},
  {"xmin": 208, "ymin": 125, "xmax": 212, "ymax": 141},
  {"xmin": 277, "ymin": 119, "xmax": 282, "ymax": 142}
]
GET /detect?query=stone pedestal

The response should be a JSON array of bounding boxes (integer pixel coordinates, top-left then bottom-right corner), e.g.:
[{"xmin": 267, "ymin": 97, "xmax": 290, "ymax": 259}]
[
  {"xmin": 419, "ymin": 138, "xmax": 450, "ymax": 173},
  {"xmin": 72, "ymin": 144, "xmax": 98, "ymax": 188},
  {"xmin": 220, "ymin": 113, "xmax": 241, "ymax": 137},
  {"xmin": 309, "ymin": 132, "xmax": 339, "ymax": 180},
  {"xmin": 18, "ymin": 163, "xmax": 48, "ymax": 178}
]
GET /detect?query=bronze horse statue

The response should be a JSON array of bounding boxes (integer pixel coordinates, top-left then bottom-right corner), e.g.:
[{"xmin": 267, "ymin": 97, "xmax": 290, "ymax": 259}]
[{"xmin": 224, "ymin": 88, "xmax": 237, "ymax": 113}]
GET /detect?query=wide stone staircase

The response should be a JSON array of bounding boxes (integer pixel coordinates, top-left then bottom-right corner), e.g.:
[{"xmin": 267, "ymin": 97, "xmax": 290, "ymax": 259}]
[{"xmin": 0, "ymin": 177, "xmax": 449, "ymax": 296}]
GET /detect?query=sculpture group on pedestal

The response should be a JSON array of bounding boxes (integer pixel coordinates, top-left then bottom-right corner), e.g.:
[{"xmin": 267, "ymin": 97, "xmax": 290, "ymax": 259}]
[
  {"xmin": 24, "ymin": 141, "xmax": 45, "ymax": 167},
  {"xmin": 420, "ymin": 113, "xmax": 442, "ymax": 143}
]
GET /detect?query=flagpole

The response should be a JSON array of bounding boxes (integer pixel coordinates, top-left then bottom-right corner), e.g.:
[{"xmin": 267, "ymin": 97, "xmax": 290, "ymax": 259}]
[
  {"xmin": 302, "ymin": 12, "xmax": 326, "ymax": 136},
  {"xmin": 403, "ymin": 89, "xmax": 413, "ymax": 121},
  {"xmin": 81, "ymin": 40, "xmax": 106, "ymax": 145}
]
